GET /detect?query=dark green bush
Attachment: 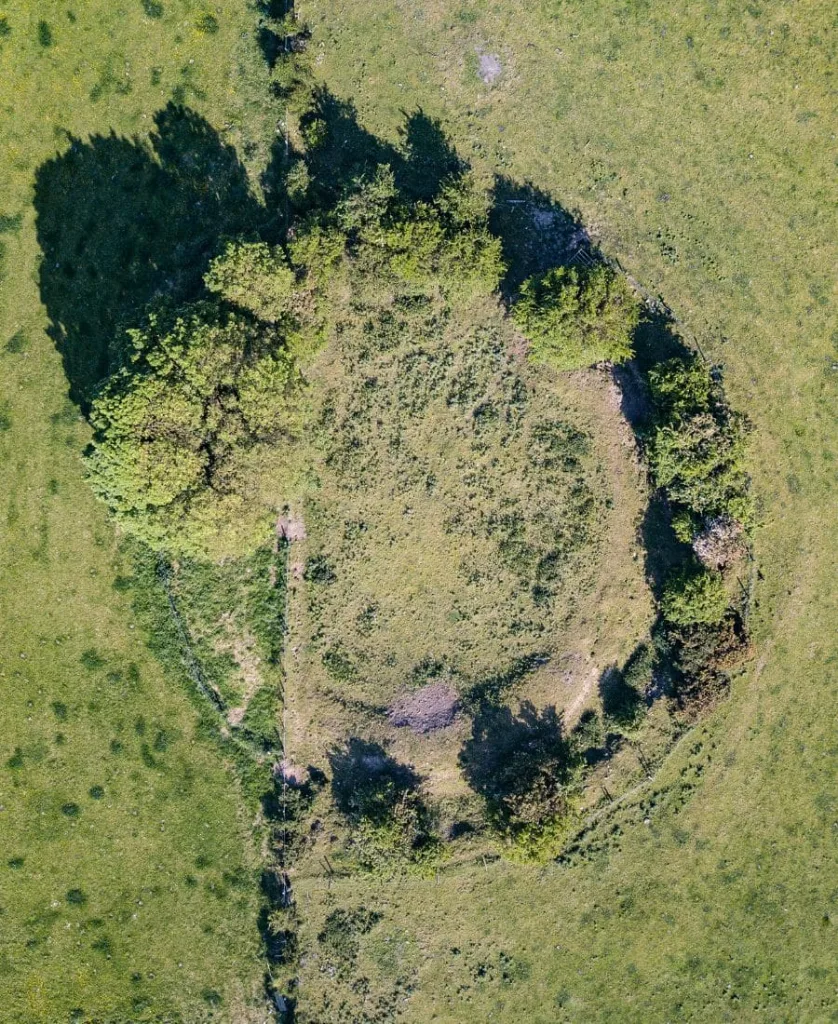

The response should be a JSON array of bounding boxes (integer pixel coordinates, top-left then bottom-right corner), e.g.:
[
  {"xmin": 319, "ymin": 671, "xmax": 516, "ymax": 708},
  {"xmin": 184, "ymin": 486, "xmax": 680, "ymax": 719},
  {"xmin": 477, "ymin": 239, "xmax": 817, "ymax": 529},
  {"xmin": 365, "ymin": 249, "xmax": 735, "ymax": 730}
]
[
  {"xmin": 329, "ymin": 740, "xmax": 442, "ymax": 873},
  {"xmin": 669, "ymin": 613, "xmax": 752, "ymax": 715},
  {"xmin": 647, "ymin": 357, "xmax": 752, "ymax": 529},
  {"xmin": 460, "ymin": 703, "xmax": 582, "ymax": 862}
]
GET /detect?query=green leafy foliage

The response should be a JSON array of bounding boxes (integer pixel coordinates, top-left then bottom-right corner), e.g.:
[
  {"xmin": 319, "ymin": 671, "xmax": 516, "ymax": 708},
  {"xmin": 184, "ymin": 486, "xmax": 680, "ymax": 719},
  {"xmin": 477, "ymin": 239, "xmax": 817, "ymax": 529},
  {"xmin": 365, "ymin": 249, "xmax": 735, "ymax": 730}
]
[
  {"xmin": 647, "ymin": 358, "xmax": 752, "ymax": 528},
  {"xmin": 86, "ymin": 303, "xmax": 302, "ymax": 557},
  {"xmin": 330, "ymin": 742, "xmax": 443, "ymax": 874},
  {"xmin": 317, "ymin": 907, "xmax": 382, "ymax": 980},
  {"xmin": 513, "ymin": 264, "xmax": 639, "ymax": 371},
  {"xmin": 205, "ymin": 240, "xmax": 297, "ymax": 322},
  {"xmin": 334, "ymin": 165, "xmax": 505, "ymax": 301},
  {"xmin": 460, "ymin": 703, "xmax": 582, "ymax": 862},
  {"xmin": 659, "ymin": 564, "xmax": 728, "ymax": 626},
  {"xmin": 669, "ymin": 613, "xmax": 752, "ymax": 715}
]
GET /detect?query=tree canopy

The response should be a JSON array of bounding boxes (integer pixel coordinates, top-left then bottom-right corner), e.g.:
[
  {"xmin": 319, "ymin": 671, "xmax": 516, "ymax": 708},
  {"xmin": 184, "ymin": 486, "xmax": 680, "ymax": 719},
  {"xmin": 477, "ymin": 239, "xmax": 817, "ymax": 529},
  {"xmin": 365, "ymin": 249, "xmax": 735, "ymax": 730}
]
[
  {"xmin": 86, "ymin": 302, "xmax": 302, "ymax": 557},
  {"xmin": 647, "ymin": 357, "xmax": 752, "ymax": 531}
]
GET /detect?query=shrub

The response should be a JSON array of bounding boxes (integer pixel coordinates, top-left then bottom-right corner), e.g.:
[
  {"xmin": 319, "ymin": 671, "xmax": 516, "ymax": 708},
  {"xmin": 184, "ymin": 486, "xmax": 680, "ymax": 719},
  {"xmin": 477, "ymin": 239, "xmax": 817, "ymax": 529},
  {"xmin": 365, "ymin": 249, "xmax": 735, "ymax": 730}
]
[
  {"xmin": 660, "ymin": 565, "xmax": 728, "ymax": 626},
  {"xmin": 204, "ymin": 241, "xmax": 296, "ymax": 322},
  {"xmin": 669, "ymin": 614, "xmax": 752, "ymax": 716},
  {"xmin": 513, "ymin": 264, "xmax": 639, "ymax": 371},
  {"xmin": 647, "ymin": 358, "xmax": 753, "ymax": 527},
  {"xmin": 329, "ymin": 741, "xmax": 442, "ymax": 873},
  {"xmin": 460, "ymin": 703, "xmax": 581, "ymax": 862}
]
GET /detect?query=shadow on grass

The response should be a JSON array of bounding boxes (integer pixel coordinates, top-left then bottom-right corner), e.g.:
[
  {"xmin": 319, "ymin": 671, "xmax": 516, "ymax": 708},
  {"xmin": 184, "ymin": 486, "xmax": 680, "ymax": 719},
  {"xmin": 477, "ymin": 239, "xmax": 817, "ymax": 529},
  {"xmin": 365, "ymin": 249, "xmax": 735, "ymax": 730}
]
[
  {"xmin": 458, "ymin": 701, "xmax": 574, "ymax": 818},
  {"xmin": 489, "ymin": 177, "xmax": 592, "ymax": 296},
  {"xmin": 328, "ymin": 738, "xmax": 421, "ymax": 820},
  {"xmin": 299, "ymin": 90, "xmax": 463, "ymax": 210},
  {"xmin": 34, "ymin": 103, "xmax": 267, "ymax": 410}
]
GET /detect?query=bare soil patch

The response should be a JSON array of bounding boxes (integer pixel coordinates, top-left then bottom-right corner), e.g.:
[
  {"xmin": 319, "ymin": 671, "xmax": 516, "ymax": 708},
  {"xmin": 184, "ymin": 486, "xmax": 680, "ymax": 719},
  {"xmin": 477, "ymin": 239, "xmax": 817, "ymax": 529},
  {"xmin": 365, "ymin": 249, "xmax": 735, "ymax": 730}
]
[
  {"xmin": 277, "ymin": 511, "xmax": 307, "ymax": 543},
  {"xmin": 388, "ymin": 682, "xmax": 459, "ymax": 734},
  {"xmin": 477, "ymin": 51, "xmax": 502, "ymax": 84}
]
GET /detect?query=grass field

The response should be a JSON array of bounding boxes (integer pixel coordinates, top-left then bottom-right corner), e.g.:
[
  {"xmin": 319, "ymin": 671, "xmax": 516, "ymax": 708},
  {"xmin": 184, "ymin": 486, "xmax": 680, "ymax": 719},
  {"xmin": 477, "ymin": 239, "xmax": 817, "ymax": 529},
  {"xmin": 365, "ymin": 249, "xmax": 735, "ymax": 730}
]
[
  {"xmin": 1, "ymin": 0, "xmax": 836, "ymax": 1021},
  {"xmin": 287, "ymin": 0, "xmax": 838, "ymax": 1020},
  {"xmin": 0, "ymin": 3, "xmax": 278, "ymax": 1021}
]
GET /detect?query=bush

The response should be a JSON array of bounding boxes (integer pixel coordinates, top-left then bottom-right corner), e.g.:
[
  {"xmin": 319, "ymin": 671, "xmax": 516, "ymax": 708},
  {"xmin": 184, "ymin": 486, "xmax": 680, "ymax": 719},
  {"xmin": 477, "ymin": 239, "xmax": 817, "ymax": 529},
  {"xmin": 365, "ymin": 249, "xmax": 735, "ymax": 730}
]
[
  {"xmin": 204, "ymin": 241, "xmax": 297, "ymax": 322},
  {"xmin": 669, "ymin": 614, "xmax": 752, "ymax": 716},
  {"xmin": 647, "ymin": 358, "xmax": 752, "ymax": 528},
  {"xmin": 460, "ymin": 703, "xmax": 581, "ymax": 862},
  {"xmin": 329, "ymin": 740, "xmax": 442, "ymax": 873},
  {"xmin": 317, "ymin": 907, "xmax": 382, "ymax": 980},
  {"xmin": 660, "ymin": 565, "xmax": 728, "ymax": 626},
  {"xmin": 513, "ymin": 264, "xmax": 639, "ymax": 371}
]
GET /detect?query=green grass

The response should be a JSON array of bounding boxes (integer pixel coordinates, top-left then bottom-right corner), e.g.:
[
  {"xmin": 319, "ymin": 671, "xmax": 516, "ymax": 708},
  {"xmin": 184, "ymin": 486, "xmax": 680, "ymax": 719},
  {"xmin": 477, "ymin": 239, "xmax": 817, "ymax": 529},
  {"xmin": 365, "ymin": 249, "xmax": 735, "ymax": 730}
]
[
  {"xmin": 2, "ymin": 0, "xmax": 837, "ymax": 1020},
  {"xmin": 0, "ymin": 3, "xmax": 279, "ymax": 1020},
  {"xmin": 286, "ymin": 0, "xmax": 838, "ymax": 1019}
]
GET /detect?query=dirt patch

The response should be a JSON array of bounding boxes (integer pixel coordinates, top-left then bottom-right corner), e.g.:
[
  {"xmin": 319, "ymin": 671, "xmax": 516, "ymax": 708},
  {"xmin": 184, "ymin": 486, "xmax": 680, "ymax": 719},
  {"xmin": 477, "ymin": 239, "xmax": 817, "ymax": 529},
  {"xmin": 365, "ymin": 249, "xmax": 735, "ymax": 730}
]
[
  {"xmin": 227, "ymin": 706, "xmax": 245, "ymax": 727},
  {"xmin": 276, "ymin": 759, "xmax": 306, "ymax": 786},
  {"xmin": 477, "ymin": 51, "xmax": 502, "ymax": 85},
  {"xmin": 277, "ymin": 511, "xmax": 307, "ymax": 543},
  {"xmin": 388, "ymin": 682, "xmax": 459, "ymax": 734}
]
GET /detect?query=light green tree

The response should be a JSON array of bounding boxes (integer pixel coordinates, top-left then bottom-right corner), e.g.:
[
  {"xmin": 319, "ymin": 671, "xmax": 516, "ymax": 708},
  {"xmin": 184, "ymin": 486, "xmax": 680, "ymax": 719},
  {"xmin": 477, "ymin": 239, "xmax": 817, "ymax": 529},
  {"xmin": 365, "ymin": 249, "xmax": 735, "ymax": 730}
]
[
  {"xmin": 660, "ymin": 565, "xmax": 728, "ymax": 626},
  {"xmin": 513, "ymin": 264, "xmax": 639, "ymax": 371},
  {"xmin": 86, "ymin": 303, "xmax": 301, "ymax": 557},
  {"xmin": 204, "ymin": 241, "xmax": 297, "ymax": 322}
]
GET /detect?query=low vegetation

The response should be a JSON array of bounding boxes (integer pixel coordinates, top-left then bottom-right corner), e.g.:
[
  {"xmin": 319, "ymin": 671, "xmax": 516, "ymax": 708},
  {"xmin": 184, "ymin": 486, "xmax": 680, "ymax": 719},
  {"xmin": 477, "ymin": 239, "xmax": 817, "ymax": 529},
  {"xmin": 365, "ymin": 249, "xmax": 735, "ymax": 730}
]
[{"xmin": 57, "ymin": 11, "xmax": 757, "ymax": 1014}]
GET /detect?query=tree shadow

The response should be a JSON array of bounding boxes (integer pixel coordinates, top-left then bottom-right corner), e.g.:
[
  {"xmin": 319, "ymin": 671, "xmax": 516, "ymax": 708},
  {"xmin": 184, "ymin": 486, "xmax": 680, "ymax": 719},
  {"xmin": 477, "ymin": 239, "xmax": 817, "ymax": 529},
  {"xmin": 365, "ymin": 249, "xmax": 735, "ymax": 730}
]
[
  {"xmin": 631, "ymin": 307, "xmax": 694, "ymax": 374},
  {"xmin": 34, "ymin": 103, "xmax": 266, "ymax": 410},
  {"xmin": 328, "ymin": 738, "xmax": 421, "ymax": 821},
  {"xmin": 461, "ymin": 652, "xmax": 549, "ymax": 711},
  {"xmin": 641, "ymin": 494, "xmax": 693, "ymax": 598},
  {"xmin": 396, "ymin": 109, "xmax": 464, "ymax": 201},
  {"xmin": 489, "ymin": 177, "xmax": 592, "ymax": 296},
  {"xmin": 297, "ymin": 92, "xmax": 472, "ymax": 212},
  {"xmin": 299, "ymin": 89, "xmax": 401, "ymax": 210},
  {"xmin": 458, "ymin": 701, "xmax": 574, "ymax": 817},
  {"xmin": 598, "ymin": 662, "xmax": 643, "ymax": 727}
]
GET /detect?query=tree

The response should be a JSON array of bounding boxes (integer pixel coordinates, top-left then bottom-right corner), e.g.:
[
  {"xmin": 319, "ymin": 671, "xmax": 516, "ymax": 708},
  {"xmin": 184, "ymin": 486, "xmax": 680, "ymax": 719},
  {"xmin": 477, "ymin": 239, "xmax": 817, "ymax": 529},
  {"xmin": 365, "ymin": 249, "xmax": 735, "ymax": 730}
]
[
  {"xmin": 512, "ymin": 264, "xmax": 639, "ymax": 371},
  {"xmin": 659, "ymin": 564, "xmax": 728, "ymax": 626},
  {"xmin": 459, "ymin": 702, "xmax": 581, "ymax": 861},
  {"xmin": 204, "ymin": 241, "xmax": 297, "ymax": 322},
  {"xmin": 85, "ymin": 302, "xmax": 301, "ymax": 558}
]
